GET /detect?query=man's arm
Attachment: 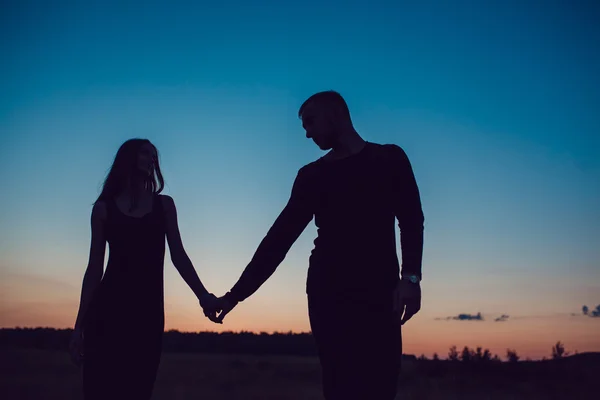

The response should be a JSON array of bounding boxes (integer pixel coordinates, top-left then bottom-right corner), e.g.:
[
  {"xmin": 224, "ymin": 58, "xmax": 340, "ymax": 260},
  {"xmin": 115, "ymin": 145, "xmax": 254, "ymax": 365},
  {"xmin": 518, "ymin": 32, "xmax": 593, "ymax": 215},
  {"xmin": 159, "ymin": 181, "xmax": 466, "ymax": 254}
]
[
  {"xmin": 224, "ymin": 167, "xmax": 315, "ymax": 303},
  {"xmin": 388, "ymin": 145, "xmax": 425, "ymax": 279}
]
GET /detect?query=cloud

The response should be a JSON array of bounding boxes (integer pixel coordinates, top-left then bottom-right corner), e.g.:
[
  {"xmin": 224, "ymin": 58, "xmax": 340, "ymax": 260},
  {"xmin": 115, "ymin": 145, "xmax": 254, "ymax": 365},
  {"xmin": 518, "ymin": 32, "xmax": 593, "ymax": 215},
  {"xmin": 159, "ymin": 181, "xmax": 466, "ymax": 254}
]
[
  {"xmin": 494, "ymin": 314, "xmax": 509, "ymax": 322},
  {"xmin": 434, "ymin": 310, "xmax": 599, "ymax": 322},
  {"xmin": 582, "ymin": 304, "xmax": 600, "ymax": 318},
  {"xmin": 435, "ymin": 312, "xmax": 484, "ymax": 321}
]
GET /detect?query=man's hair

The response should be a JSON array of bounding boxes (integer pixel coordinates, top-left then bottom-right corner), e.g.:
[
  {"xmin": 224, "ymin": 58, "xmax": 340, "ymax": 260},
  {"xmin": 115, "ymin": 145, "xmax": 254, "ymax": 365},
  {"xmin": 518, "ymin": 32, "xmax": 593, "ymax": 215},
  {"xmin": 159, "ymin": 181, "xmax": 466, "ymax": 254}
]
[{"xmin": 298, "ymin": 90, "xmax": 351, "ymax": 120}]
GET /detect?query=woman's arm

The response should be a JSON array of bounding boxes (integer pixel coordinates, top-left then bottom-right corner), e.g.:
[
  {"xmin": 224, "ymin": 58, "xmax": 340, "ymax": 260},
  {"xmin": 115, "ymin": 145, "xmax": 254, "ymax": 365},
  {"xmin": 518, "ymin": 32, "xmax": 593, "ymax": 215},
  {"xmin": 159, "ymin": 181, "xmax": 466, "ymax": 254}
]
[
  {"xmin": 161, "ymin": 195, "xmax": 209, "ymax": 299},
  {"xmin": 73, "ymin": 201, "xmax": 107, "ymax": 331}
]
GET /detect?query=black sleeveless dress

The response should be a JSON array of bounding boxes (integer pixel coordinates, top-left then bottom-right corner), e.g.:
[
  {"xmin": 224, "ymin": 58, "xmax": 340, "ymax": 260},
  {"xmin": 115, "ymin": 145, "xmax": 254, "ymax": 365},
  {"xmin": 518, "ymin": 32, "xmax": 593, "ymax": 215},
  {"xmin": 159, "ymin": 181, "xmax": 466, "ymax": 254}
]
[{"xmin": 82, "ymin": 194, "xmax": 166, "ymax": 400}]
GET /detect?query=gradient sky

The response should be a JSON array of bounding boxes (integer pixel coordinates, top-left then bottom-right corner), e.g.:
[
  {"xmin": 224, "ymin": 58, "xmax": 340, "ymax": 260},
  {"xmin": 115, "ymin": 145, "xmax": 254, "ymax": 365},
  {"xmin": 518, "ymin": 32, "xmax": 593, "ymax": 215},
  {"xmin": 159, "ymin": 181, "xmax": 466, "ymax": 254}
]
[{"xmin": 1, "ymin": 0, "xmax": 599, "ymax": 359}]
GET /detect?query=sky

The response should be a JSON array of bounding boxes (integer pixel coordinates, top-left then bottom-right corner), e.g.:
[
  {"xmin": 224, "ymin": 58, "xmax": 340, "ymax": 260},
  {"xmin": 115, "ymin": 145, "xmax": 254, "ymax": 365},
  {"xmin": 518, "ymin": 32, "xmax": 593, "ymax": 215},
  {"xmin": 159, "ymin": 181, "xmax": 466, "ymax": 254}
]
[{"xmin": 1, "ymin": 0, "xmax": 599, "ymax": 359}]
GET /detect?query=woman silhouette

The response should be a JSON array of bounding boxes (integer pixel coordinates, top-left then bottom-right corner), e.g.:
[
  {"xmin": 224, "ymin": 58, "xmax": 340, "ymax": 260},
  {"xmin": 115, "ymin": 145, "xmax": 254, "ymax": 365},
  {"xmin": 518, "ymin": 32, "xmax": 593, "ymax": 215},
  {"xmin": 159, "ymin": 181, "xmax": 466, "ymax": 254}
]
[{"xmin": 69, "ymin": 138, "xmax": 218, "ymax": 399}]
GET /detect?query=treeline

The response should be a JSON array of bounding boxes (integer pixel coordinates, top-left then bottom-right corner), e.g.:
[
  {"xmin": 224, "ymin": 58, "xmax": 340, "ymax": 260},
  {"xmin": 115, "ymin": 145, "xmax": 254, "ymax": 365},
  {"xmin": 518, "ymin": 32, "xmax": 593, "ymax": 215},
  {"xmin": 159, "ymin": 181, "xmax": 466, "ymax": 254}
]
[
  {"xmin": 419, "ymin": 341, "xmax": 571, "ymax": 364},
  {"xmin": 0, "ymin": 328, "xmax": 577, "ymax": 362},
  {"xmin": 0, "ymin": 328, "xmax": 320, "ymax": 356}
]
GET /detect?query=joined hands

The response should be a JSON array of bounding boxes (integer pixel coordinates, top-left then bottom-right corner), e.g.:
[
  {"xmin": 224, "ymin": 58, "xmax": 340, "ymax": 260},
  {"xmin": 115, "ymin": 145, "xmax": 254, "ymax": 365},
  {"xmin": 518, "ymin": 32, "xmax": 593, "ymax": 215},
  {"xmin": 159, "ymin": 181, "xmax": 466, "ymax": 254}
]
[{"xmin": 199, "ymin": 293, "xmax": 238, "ymax": 324}]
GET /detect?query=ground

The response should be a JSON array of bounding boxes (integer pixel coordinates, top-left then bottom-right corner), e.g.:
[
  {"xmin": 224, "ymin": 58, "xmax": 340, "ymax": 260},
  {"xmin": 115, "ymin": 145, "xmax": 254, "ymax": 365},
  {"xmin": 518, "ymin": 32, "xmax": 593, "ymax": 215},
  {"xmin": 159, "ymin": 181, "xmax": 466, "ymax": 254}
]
[{"xmin": 0, "ymin": 347, "xmax": 597, "ymax": 399}]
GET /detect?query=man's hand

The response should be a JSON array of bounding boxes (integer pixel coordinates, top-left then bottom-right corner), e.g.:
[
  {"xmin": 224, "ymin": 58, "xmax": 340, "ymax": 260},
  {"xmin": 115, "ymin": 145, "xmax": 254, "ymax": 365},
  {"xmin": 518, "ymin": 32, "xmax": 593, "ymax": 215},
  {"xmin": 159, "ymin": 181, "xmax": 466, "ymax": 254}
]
[
  {"xmin": 215, "ymin": 295, "xmax": 238, "ymax": 323},
  {"xmin": 393, "ymin": 279, "xmax": 421, "ymax": 325},
  {"xmin": 199, "ymin": 293, "xmax": 222, "ymax": 324}
]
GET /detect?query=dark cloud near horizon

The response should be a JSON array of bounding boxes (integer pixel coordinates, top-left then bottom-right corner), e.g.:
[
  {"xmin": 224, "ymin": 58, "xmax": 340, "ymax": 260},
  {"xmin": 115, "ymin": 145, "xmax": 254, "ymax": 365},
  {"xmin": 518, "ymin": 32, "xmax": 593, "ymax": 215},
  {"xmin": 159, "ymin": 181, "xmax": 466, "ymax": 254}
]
[
  {"xmin": 435, "ymin": 312, "xmax": 484, "ymax": 321},
  {"xmin": 494, "ymin": 314, "xmax": 509, "ymax": 322},
  {"xmin": 436, "ymin": 310, "xmax": 598, "ymax": 322},
  {"xmin": 582, "ymin": 304, "xmax": 600, "ymax": 318}
]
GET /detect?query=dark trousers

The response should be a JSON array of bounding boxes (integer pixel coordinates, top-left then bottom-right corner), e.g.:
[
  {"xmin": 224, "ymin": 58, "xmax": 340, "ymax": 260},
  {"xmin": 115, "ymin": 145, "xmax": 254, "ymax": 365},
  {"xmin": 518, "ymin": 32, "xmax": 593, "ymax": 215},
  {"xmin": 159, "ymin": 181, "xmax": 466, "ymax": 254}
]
[{"xmin": 308, "ymin": 292, "xmax": 402, "ymax": 400}]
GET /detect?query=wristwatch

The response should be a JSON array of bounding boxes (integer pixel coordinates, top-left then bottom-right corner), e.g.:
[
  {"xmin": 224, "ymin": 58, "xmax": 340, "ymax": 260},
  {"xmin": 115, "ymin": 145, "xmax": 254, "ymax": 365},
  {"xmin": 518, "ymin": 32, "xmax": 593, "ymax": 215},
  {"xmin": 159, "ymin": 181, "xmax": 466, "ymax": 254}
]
[{"xmin": 401, "ymin": 274, "xmax": 421, "ymax": 284}]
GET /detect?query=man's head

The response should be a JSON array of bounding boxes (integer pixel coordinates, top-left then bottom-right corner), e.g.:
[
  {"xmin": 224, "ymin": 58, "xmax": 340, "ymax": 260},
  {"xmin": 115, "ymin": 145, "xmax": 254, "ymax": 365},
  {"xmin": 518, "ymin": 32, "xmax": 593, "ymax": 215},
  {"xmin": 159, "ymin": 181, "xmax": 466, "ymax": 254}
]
[{"xmin": 298, "ymin": 91, "xmax": 353, "ymax": 150}]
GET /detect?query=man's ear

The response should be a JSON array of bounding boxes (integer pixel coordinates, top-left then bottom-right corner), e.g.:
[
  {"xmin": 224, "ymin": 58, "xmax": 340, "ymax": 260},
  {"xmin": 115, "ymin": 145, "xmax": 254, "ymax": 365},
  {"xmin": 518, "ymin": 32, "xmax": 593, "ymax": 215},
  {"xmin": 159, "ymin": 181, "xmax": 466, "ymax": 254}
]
[
  {"xmin": 331, "ymin": 103, "xmax": 351, "ymax": 127},
  {"xmin": 325, "ymin": 106, "xmax": 341, "ymax": 128}
]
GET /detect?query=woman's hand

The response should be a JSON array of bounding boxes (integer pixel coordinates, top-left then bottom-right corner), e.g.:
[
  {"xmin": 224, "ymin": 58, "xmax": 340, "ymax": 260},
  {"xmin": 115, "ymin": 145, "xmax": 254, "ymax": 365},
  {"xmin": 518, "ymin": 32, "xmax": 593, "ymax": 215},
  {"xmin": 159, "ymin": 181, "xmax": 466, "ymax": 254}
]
[{"xmin": 199, "ymin": 293, "xmax": 222, "ymax": 324}]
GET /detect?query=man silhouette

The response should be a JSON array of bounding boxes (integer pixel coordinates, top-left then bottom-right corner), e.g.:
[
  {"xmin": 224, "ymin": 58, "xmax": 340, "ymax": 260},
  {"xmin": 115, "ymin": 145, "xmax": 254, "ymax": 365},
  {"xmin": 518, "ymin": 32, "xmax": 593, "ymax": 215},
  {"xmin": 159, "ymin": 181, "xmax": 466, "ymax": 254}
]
[{"xmin": 212, "ymin": 91, "xmax": 424, "ymax": 400}]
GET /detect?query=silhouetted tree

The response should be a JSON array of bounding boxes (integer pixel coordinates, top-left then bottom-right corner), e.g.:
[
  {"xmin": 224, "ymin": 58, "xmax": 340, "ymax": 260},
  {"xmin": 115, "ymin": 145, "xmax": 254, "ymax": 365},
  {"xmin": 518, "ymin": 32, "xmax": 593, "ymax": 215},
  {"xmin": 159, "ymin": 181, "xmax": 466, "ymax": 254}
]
[
  {"xmin": 481, "ymin": 348, "xmax": 492, "ymax": 362},
  {"xmin": 471, "ymin": 347, "xmax": 492, "ymax": 362},
  {"xmin": 474, "ymin": 346, "xmax": 483, "ymax": 361},
  {"xmin": 506, "ymin": 349, "xmax": 519, "ymax": 363},
  {"xmin": 418, "ymin": 354, "xmax": 428, "ymax": 361},
  {"xmin": 460, "ymin": 346, "xmax": 475, "ymax": 362},
  {"xmin": 448, "ymin": 345, "xmax": 459, "ymax": 361},
  {"xmin": 492, "ymin": 354, "xmax": 501, "ymax": 363},
  {"xmin": 460, "ymin": 346, "xmax": 492, "ymax": 364},
  {"xmin": 552, "ymin": 341, "xmax": 568, "ymax": 360},
  {"xmin": 432, "ymin": 353, "xmax": 439, "ymax": 361}
]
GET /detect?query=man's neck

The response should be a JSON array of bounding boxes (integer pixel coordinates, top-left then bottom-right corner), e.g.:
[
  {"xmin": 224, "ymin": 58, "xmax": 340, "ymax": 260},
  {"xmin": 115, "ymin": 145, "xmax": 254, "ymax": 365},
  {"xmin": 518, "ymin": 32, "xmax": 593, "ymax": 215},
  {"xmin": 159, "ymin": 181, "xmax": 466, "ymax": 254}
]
[{"xmin": 328, "ymin": 129, "xmax": 366, "ymax": 160}]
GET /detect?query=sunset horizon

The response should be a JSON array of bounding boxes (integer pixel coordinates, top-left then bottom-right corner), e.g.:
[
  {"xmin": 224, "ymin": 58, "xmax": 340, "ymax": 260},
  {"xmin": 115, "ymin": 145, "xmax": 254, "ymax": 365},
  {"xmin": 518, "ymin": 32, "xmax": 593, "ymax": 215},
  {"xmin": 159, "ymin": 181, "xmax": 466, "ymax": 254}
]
[{"xmin": 2, "ymin": 268, "xmax": 598, "ymax": 361}]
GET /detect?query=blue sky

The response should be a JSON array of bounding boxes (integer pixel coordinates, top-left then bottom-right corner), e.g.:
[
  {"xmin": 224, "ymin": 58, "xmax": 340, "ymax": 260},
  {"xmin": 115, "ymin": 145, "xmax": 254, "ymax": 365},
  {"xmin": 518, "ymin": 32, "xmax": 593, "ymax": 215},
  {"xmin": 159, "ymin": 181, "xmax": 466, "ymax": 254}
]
[{"xmin": 1, "ymin": 0, "xmax": 599, "ymax": 357}]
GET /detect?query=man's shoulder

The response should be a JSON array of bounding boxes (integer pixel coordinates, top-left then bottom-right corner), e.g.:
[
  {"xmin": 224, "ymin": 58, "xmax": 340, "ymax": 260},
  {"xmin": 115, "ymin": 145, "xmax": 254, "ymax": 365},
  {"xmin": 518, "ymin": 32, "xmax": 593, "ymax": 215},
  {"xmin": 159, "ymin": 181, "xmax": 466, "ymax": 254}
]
[
  {"xmin": 368, "ymin": 142, "xmax": 408, "ymax": 161},
  {"xmin": 374, "ymin": 142, "xmax": 405, "ymax": 153},
  {"xmin": 291, "ymin": 160, "xmax": 323, "ymax": 187},
  {"xmin": 298, "ymin": 159, "xmax": 321, "ymax": 175}
]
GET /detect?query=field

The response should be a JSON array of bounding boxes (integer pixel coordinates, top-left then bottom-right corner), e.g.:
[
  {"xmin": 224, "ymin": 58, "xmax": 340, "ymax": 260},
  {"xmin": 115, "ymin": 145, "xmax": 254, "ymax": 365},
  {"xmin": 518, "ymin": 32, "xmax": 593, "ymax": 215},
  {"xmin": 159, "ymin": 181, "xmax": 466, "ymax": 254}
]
[{"xmin": 1, "ymin": 347, "xmax": 597, "ymax": 399}]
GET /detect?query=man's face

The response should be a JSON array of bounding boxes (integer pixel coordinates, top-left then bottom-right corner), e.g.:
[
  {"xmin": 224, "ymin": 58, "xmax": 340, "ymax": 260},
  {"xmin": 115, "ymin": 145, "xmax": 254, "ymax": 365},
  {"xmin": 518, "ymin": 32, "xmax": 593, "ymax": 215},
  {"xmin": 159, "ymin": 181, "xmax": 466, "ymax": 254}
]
[{"xmin": 301, "ymin": 103, "xmax": 337, "ymax": 151}]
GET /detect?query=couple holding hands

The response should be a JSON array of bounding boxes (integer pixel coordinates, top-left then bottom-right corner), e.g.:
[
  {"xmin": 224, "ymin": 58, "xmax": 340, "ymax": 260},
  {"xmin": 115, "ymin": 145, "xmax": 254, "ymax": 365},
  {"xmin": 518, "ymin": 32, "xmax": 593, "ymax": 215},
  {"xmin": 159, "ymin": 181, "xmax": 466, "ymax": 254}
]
[{"xmin": 70, "ymin": 91, "xmax": 424, "ymax": 400}]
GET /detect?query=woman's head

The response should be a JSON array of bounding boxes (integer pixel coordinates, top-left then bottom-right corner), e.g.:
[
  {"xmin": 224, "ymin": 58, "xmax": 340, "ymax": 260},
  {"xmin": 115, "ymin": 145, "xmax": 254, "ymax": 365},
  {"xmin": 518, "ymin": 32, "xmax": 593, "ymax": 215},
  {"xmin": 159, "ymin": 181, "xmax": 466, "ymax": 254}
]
[{"xmin": 96, "ymin": 138, "xmax": 164, "ymax": 206}]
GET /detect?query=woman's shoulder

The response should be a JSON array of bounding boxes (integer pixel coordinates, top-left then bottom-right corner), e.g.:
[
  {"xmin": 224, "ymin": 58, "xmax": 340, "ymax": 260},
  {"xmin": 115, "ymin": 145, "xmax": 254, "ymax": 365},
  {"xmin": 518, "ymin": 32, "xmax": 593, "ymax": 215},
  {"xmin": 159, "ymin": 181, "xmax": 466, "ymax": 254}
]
[
  {"xmin": 157, "ymin": 194, "xmax": 176, "ymax": 212},
  {"xmin": 91, "ymin": 200, "xmax": 109, "ymax": 221}
]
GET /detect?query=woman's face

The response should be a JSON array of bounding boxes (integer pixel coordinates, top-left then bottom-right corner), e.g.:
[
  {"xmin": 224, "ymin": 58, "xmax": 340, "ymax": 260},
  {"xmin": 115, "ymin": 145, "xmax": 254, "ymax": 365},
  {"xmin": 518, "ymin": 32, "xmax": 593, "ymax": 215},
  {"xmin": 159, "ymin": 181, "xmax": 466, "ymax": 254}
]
[{"xmin": 137, "ymin": 143, "xmax": 157, "ymax": 175}]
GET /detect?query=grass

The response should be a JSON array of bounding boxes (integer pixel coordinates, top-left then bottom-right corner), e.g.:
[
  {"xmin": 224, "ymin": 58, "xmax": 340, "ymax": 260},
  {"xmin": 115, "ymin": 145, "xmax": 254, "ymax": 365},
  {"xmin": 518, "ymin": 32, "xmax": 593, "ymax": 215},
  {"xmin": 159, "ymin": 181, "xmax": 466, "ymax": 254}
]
[{"xmin": 0, "ymin": 347, "xmax": 597, "ymax": 399}]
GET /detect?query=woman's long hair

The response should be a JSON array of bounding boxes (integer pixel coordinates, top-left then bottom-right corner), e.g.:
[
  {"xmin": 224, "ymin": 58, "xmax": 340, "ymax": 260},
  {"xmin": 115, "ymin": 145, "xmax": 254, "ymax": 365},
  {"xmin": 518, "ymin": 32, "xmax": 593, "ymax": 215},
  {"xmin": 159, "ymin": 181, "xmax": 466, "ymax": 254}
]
[{"xmin": 95, "ymin": 138, "xmax": 164, "ymax": 211}]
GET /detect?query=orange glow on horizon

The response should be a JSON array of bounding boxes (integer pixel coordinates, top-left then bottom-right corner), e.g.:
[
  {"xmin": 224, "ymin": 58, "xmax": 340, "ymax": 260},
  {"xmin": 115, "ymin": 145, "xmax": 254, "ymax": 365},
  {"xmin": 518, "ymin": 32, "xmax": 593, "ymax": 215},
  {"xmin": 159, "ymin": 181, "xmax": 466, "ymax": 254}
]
[
  {"xmin": 2, "ymin": 300, "xmax": 599, "ymax": 361},
  {"xmin": 2, "ymin": 270, "xmax": 599, "ymax": 361}
]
